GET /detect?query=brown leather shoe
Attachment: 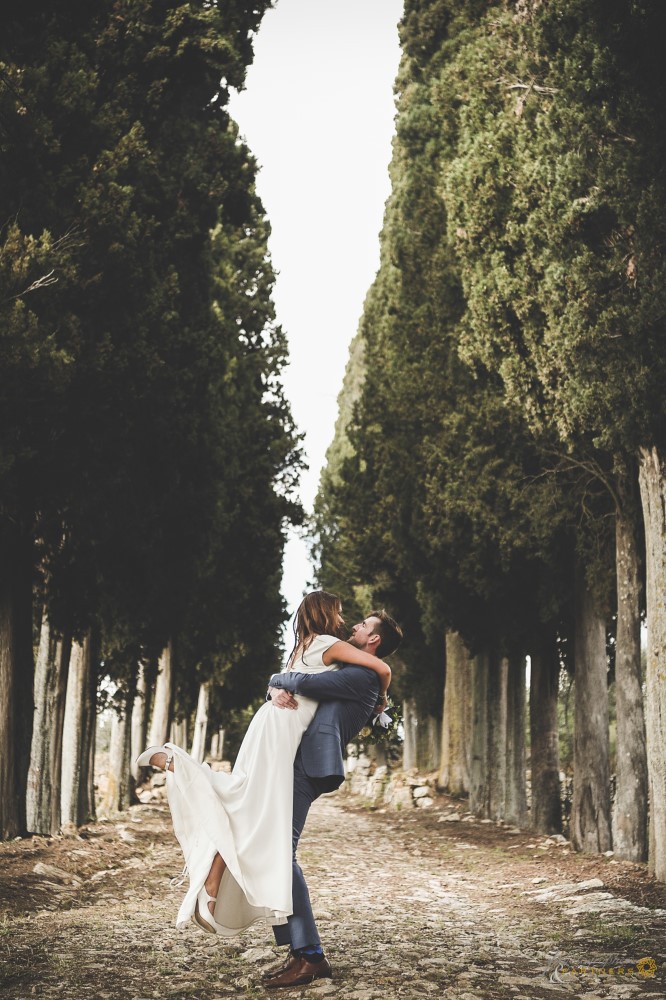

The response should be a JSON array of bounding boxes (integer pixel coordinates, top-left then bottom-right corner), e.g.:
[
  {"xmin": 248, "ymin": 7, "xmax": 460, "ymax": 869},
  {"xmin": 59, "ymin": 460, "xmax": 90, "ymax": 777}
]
[
  {"xmin": 261, "ymin": 949, "xmax": 299, "ymax": 980},
  {"xmin": 264, "ymin": 955, "xmax": 332, "ymax": 989}
]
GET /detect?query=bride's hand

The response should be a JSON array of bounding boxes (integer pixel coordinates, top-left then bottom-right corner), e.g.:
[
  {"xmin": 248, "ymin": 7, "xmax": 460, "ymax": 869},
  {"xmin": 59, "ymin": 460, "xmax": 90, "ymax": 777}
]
[
  {"xmin": 269, "ymin": 687, "xmax": 298, "ymax": 710},
  {"xmin": 375, "ymin": 693, "xmax": 388, "ymax": 714}
]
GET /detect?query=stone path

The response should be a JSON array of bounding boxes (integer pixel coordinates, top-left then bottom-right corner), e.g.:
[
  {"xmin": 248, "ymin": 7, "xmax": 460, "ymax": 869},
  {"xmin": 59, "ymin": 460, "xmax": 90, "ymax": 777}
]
[{"xmin": 1, "ymin": 790, "xmax": 665, "ymax": 998}]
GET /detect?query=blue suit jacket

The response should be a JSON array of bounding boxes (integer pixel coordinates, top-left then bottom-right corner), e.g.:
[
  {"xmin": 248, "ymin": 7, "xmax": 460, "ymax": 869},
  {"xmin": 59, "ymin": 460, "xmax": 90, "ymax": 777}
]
[{"xmin": 268, "ymin": 665, "xmax": 380, "ymax": 791}]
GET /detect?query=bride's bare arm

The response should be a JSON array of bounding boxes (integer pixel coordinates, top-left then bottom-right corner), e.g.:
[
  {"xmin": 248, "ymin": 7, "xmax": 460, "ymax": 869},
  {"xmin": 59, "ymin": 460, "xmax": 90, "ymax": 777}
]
[{"xmin": 322, "ymin": 640, "xmax": 391, "ymax": 694}]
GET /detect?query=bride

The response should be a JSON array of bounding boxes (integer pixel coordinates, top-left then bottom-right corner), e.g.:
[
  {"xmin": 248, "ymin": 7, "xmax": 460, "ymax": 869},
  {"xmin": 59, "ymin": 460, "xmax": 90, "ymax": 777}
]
[{"xmin": 137, "ymin": 590, "xmax": 391, "ymax": 936}]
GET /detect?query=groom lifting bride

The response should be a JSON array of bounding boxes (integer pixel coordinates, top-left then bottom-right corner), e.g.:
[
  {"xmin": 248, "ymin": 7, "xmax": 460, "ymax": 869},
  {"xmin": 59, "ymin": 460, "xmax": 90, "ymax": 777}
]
[
  {"xmin": 262, "ymin": 607, "xmax": 403, "ymax": 989},
  {"xmin": 138, "ymin": 592, "xmax": 402, "ymax": 992}
]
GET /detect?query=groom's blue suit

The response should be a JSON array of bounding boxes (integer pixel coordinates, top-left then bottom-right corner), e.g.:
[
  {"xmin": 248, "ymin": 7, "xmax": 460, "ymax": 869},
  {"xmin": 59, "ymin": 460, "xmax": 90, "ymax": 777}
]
[{"xmin": 267, "ymin": 664, "xmax": 380, "ymax": 951}]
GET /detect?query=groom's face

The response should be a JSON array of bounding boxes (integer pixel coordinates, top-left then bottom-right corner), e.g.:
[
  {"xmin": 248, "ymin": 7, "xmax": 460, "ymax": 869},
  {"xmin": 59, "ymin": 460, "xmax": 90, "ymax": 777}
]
[{"xmin": 349, "ymin": 616, "xmax": 381, "ymax": 653}]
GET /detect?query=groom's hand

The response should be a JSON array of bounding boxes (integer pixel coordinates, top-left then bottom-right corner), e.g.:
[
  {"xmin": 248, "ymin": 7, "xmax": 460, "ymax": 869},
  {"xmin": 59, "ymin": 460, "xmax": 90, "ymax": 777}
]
[{"xmin": 268, "ymin": 687, "xmax": 298, "ymax": 710}]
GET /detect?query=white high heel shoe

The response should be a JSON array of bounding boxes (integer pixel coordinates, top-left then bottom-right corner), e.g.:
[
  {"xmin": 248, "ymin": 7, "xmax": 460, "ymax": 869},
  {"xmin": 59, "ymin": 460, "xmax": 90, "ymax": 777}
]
[
  {"xmin": 135, "ymin": 745, "xmax": 174, "ymax": 770},
  {"xmin": 192, "ymin": 885, "xmax": 225, "ymax": 934}
]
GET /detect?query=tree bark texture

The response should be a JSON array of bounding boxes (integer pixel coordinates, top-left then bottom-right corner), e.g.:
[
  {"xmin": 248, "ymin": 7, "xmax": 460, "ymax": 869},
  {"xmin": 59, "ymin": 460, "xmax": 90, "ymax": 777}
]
[
  {"xmin": 148, "ymin": 641, "xmax": 172, "ymax": 749},
  {"xmin": 571, "ymin": 569, "xmax": 612, "ymax": 854},
  {"xmin": 0, "ymin": 524, "xmax": 34, "ymax": 839},
  {"xmin": 613, "ymin": 505, "xmax": 648, "ymax": 861},
  {"xmin": 103, "ymin": 688, "xmax": 133, "ymax": 813},
  {"xmin": 420, "ymin": 714, "xmax": 441, "ymax": 772},
  {"xmin": 488, "ymin": 655, "xmax": 508, "ymax": 821},
  {"xmin": 469, "ymin": 652, "xmax": 489, "ymax": 817},
  {"xmin": 191, "ymin": 682, "xmax": 210, "ymax": 763},
  {"xmin": 439, "ymin": 631, "xmax": 471, "ymax": 795},
  {"xmin": 529, "ymin": 633, "xmax": 562, "ymax": 834},
  {"xmin": 82, "ymin": 636, "xmax": 97, "ymax": 823},
  {"xmin": 505, "ymin": 655, "xmax": 528, "ymax": 827},
  {"xmin": 130, "ymin": 663, "xmax": 150, "ymax": 784},
  {"xmin": 50, "ymin": 632, "xmax": 72, "ymax": 833},
  {"xmin": 402, "ymin": 698, "xmax": 419, "ymax": 771},
  {"xmin": 27, "ymin": 613, "xmax": 72, "ymax": 834},
  {"xmin": 638, "ymin": 445, "xmax": 666, "ymax": 880},
  {"xmin": 170, "ymin": 718, "xmax": 188, "ymax": 748},
  {"xmin": 61, "ymin": 636, "xmax": 96, "ymax": 827},
  {"xmin": 210, "ymin": 728, "xmax": 224, "ymax": 761},
  {"xmin": 403, "ymin": 698, "xmax": 441, "ymax": 771}
]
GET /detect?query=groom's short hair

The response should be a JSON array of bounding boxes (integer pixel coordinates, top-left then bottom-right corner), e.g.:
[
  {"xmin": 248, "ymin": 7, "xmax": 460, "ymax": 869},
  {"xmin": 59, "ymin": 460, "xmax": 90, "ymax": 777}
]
[{"xmin": 368, "ymin": 610, "xmax": 403, "ymax": 658}]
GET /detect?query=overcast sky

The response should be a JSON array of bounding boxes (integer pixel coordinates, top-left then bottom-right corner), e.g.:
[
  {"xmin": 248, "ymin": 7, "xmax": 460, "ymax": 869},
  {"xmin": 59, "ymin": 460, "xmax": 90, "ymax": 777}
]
[{"xmin": 229, "ymin": 0, "xmax": 404, "ymax": 633}]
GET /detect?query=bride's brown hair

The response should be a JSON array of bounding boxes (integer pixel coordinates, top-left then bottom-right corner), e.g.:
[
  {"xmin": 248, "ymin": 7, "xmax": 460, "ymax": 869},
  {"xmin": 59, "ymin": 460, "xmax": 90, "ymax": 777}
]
[{"xmin": 287, "ymin": 590, "xmax": 345, "ymax": 669}]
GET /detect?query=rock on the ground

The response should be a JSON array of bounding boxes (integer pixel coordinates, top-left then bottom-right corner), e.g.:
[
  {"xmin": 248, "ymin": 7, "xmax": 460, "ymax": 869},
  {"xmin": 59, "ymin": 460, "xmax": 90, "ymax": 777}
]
[
  {"xmin": 240, "ymin": 945, "xmax": 275, "ymax": 962},
  {"xmin": 32, "ymin": 862, "xmax": 82, "ymax": 885}
]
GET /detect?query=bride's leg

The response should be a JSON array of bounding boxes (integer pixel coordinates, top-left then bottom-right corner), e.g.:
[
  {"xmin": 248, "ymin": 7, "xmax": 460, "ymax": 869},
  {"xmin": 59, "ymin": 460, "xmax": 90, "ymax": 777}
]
[{"xmin": 204, "ymin": 853, "xmax": 227, "ymax": 915}]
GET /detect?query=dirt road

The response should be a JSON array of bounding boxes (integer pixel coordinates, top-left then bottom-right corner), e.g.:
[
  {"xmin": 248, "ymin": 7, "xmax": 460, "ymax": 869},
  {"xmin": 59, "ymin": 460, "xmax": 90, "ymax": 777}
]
[{"xmin": 2, "ymin": 788, "xmax": 665, "ymax": 998}]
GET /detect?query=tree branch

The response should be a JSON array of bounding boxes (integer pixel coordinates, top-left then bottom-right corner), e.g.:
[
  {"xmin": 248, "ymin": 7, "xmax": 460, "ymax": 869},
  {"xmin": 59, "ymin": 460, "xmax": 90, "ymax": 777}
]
[
  {"xmin": 7, "ymin": 269, "xmax": 58, "ymax": 301},
  {"xmin": 505, "ymin": 82, "xmax": 559, "ymax": 95}
]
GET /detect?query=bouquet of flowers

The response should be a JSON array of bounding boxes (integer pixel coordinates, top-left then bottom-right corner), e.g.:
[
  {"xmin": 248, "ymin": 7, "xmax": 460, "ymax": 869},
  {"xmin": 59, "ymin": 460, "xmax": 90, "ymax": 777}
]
[{"xmin": 356, "ymin": 696, "xmax": 402, "ymax": 748}]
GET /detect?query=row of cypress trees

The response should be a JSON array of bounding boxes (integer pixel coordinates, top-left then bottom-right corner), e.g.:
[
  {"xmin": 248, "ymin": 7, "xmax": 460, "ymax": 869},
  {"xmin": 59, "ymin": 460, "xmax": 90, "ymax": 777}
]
[
  {"xmin": 0, "ymin": 1, "xmax": 302, "ymax": 837},
  {"xmin": 315, "ymin": 0, "xmax": 666, "ymax": 879}
]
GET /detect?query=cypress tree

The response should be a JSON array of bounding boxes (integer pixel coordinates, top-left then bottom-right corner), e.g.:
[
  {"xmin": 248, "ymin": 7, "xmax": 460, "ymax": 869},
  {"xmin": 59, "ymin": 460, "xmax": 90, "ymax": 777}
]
[
  {"xmin": 315, "ymin": 0, "xmax": 576, "ymax": 824},
  {"xmin": 0, "ymin": 0, "xmax": 300, "ymax": 836},
  {"xmin": 442, "ymin": 0, "xmax": 655, "ymax": 865}
]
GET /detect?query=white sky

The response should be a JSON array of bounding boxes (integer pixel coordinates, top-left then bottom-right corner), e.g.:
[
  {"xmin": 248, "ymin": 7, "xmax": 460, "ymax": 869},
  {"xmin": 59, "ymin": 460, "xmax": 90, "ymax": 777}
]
[{"xmin": 229, "ymin": 0, "xmax": 404, "ymax": 633}]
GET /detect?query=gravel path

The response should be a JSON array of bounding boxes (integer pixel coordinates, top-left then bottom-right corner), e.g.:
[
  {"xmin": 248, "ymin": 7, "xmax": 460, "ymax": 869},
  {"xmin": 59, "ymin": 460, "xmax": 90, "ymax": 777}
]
[{"xmin": 1, "ymin": 789, "xmax": 665, "ymax": 999}]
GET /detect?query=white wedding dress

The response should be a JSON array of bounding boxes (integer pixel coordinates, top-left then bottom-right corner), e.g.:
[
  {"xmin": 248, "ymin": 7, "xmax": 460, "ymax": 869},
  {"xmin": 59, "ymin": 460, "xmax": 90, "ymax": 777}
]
[{"xmin": 163, "ymin": 633, "xmax": 340, "ymax": 936}]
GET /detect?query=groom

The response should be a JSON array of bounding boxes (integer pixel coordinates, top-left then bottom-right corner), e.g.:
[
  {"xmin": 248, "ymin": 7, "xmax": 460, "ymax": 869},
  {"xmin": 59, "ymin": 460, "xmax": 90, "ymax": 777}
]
[{"xmin": 261, "ymin": 610, "xmax": 403, "ymax": 990}]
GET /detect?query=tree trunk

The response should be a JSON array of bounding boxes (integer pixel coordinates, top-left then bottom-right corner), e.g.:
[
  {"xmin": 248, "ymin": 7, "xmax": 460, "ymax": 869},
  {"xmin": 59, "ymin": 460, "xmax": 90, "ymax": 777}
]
[
  {"xmin": 402, "ymin": 698, "xmax": 418, "ymax": 770},
  {"xmin": 61, "ymin": 635, "xmax": 96, "ymax": 827},
  {"xmin": 27, "ymin": 614, "xmax": 72, "ymax": 834},
  {"xmin": 402, "ymin": 699, "xmax": 440, "ymax": 771},
  {"xmin": 26, "ymin": 612, "xmax": 52, "ymax": 834},
  {"xmin": 505, "ymin": 655, "xmax": 528, "ymax": 827},
  {"xmin": 488, "ymin": 655, "xmax": 508, "ymax": 821},
  {"xmin": 571, "ymin": 567, "xmax": 612, "ymax": 854},
  {"xmin": 0, "ymin": 524, "xmax": 34, "ymax": 839},
  {"xmin": 530, "ymin": 632, "xmax": 562, "ymax": 834},
  {"xmin": 439, "ymin": 631, "xmax": 471, "ymax": 794},
  {"xmin": 190, "ymin": 682, "xmax": 210, "ymax": 763},
  {"xmin": 638, "ymin": 445, "xmax": 666, "ymax": 880},
  {"xmin": 50, "ymin": 631, "xmax": 72, "ymax": 833},
  {"xmin": 103, "ymin": 688, "xmax": 133, "ymax": 813},
  {"xmin": 210, "ymin": 728, "xmax": 225, "ymax": 761},
  {"xmin": 130, "ymin": 663, "xmax": 150, "ymax": 784},
  {"xmin": 170, "ymin": 717, "xmax": 188, "ymax": 748},
  {"xmin": 420, "ymin": 714, "xmax": 441, "ymax": 771},
  {"xmin": 613, "ymin": 503, "xmax": 648, "ymax": 861},
  {"xmin": 148, "ymin": 641, "xmax": 172, "ymax": 748},
  {"xmin": 81, "ymin": 635, "xmax": 97, "ymax": 823},
  {"xmin": 469, "ymin": 651, "xmax": 489, "ymax": 817}
]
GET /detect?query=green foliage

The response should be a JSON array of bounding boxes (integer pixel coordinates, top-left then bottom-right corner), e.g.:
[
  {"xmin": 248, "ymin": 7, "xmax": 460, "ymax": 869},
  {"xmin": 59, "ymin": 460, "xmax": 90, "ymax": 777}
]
[
  {"xmin": 443, "ymin": 0, "xmax": 666, "ymax": 454},
  {"xmin": 315, "ymin": 0, "xmax": 665, "ymax": 726},
  {"xmin": 314, "ymin": 0, "xmax": 583, "ymax": 712},
  {"xmin": 0, "ymin": 2, "xmax": 301, "ymax": 705}
]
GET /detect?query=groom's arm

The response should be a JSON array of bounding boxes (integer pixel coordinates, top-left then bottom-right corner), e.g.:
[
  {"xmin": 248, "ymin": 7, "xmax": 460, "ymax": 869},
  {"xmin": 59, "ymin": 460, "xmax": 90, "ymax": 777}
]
[{"xmin": 268, "ymin": 665, "xmax": 379, "ymax": 702}]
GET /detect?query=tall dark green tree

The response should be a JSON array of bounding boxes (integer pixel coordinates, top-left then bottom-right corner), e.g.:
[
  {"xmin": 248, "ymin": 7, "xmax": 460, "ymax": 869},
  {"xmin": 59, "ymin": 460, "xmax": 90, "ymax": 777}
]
[
  {"xmin": 441, "ymin": 0, "xmax": 655, "ymax": 865},
  {"xmin": 1, "ymin": 0, "xmax": 300, "ymax": 836},
  {"xmin": 315, "ymin": 1, "xmax": 578, "ymax": 834},
  {"xmin": 316, "ymin": 0, "xmax": 650, "ymax": 851}
]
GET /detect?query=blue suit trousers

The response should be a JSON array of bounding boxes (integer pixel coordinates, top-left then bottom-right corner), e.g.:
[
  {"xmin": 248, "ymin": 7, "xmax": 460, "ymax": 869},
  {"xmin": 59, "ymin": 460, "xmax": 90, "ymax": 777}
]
[{"xmin": 272, "ymin": 748, "xmax": 324, "ymax": 951}]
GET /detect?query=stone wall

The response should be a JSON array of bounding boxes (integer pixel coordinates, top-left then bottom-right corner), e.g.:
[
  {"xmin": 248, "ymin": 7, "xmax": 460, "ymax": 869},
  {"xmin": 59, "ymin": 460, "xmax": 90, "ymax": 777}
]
[{"xmin": 344, "ymin": 751, "xmax": 437, "ymax": 811}]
